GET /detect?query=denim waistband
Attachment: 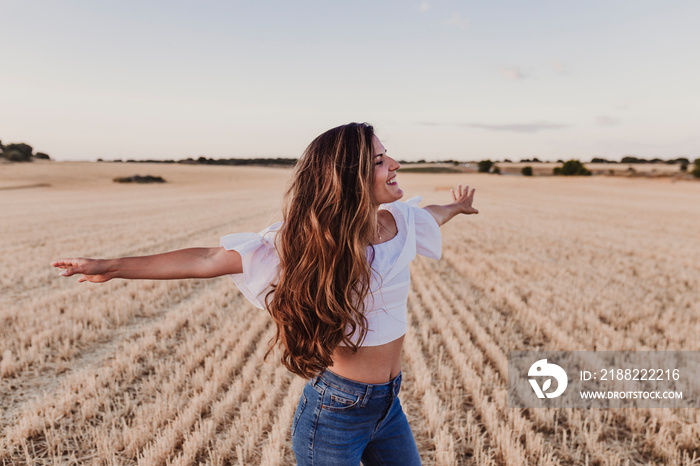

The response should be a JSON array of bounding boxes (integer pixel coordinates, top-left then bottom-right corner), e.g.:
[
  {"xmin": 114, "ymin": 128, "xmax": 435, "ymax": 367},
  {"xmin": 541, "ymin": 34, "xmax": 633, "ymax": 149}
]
[{"xmin": 311, "ymin": 369, "xmax": 402, "ymax": 399}]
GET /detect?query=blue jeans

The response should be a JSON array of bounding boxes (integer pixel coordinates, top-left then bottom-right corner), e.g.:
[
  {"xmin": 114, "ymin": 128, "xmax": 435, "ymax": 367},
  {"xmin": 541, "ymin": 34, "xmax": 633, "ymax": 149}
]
[{"xmin": 291, "ymin": 369, "xmax": 422, "ymax": 465}]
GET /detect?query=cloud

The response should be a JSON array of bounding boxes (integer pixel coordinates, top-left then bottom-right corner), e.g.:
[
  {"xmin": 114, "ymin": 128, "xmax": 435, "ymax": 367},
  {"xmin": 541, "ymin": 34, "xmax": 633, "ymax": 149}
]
[
  {"xmin": 551, "ymin": 60, "xmax": 569, "ymax": 74},
  {"xmin": 462, "ymin": 122, "xmax": 569, "ymax": 133},
  {"xmin": 415, "ymin": 121, "xmax": 569, "ymax": 132},
  {"xmin": 595, "ymin": 116, "xmax": 622, "ymax": 127},
  {"xmin": 419, "ymin": 2, "xmax": 430, "ymax": 13},
  {"xmin": 500, "ymin": 67, "xmax": 526, "ymax": 80},
  {"xmin": 445, "ymin": 12, "xmax": 469, "ymax": 29}
]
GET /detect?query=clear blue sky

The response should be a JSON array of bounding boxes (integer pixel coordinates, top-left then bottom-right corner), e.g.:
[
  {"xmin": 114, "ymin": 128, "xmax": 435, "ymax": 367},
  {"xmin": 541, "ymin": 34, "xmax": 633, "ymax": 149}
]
[{"xmin": 2, "ymin": 1, "xmax": 699, "ymax": 162}]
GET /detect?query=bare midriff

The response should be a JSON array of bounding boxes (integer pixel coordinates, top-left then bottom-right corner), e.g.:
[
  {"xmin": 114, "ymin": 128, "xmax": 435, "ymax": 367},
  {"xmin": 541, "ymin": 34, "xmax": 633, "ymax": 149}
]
[
  {"xmin": 327, "ymin": 335, "xmax": 404, "ymax": 384},
  {"xmin": 325, "ymin": 209, "xmax": 403, "ymax": 384}
]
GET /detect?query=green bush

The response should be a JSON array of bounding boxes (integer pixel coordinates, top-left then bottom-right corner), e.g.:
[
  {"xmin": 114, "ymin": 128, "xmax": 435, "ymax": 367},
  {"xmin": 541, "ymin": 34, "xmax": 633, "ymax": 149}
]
[
  {"xmin": 3, "ymin": 150, "xmax": 27, "ymax": 161},
  {"xmin": 1, "ymin": 143, "xmax": 33, "ymax": 161},
  {"xmin": 6, "ymin": 143, "xmax": 33, "ymax": 158},
  {"xmin": 492, "ymin": 165, "xmax": 501, "ymax": 174},
  {"xmin": 113, "ymin": 175, "xmax": 166, "ymax": 183},
  {"xmin": 553, "ymin": 159, "xmax": 592, "ymax": 176},
  {"xmin": 478, "ymin": 160, "xmax": 493, "ymax": 173},
  {"xmin": 0, "ymin": 142, "xmax": 50, "ymax": 161},
  {"xmin": 521, "ymin": 166, "xmax": 533, "ymax": 176},
  {"xmin": 692, "ymin": 158, "xmax": 700, "ymax": 178}
]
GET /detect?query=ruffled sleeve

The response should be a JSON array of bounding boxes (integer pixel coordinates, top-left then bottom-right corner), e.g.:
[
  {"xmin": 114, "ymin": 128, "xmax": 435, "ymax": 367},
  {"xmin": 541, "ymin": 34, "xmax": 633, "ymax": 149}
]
[
  {"xmin": 404, "ymin": 196, "xmax": 442, "ymax": 260},
  {"xmin": 220, "ymin": 221, "xmax": 283, "ymax": 309}
]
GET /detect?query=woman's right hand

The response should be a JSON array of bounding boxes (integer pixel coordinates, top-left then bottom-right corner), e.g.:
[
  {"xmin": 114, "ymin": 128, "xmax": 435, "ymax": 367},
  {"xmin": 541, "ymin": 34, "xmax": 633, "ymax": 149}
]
[
  {"xmin": 450, "ymin": 184, "xmax": 479, "ymax": 215},
  {"xmin": 52, "ymin": 258, "xmax": 114, "ymax": 283}
]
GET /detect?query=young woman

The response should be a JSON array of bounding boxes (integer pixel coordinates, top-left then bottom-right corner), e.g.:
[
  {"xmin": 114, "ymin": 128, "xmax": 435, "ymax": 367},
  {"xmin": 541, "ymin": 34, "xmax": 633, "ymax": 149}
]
[{"xmin": 52, "ymin": 122, "xmax": 478, "ymax": 465}]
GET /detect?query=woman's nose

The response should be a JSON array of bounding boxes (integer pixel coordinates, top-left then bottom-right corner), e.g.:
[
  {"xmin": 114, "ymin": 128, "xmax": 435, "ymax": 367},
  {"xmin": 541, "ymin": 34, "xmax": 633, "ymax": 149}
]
[{"xmin": 391, "ymin": 158, "xmax": 401, "ymax": 170}]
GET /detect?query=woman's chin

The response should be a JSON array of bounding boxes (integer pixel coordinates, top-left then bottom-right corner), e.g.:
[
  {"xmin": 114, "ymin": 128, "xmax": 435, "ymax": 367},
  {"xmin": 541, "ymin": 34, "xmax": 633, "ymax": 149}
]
[{"xmin": 375, "ymin": 187, "xmax": 404, "ymax": 204}]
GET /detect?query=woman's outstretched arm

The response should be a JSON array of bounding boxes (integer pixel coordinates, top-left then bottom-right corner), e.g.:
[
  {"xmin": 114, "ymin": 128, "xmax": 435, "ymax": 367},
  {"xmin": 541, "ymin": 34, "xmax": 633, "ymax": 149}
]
[
  {"xmin": 423, "ymin": 183, "xmax": 479, "ymax": 227},
  {"xmin": 52, "ymin": 247, "xmax": 243, "ymax": 283}
]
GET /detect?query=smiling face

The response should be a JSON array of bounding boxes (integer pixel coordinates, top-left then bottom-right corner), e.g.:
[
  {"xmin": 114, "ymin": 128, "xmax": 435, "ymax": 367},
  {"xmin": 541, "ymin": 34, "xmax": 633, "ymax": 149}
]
[{"xmin": 371, "ymin": 135, "xmax": 403, "ymax": 206}]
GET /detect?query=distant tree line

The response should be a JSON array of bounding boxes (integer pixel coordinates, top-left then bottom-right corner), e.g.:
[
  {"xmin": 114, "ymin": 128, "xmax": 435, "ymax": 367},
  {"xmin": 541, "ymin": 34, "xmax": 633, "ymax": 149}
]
[
  {"xmin": 101, "ymin": 156, "xmax": 298, "ymax": 167},
  {"xmin": 103, "ymin": 157, "xmax": 468, "ymax": 166},
  {"xmin": 186, "ymin": 156, "xmax": 298, "ymax": 167},
  {"xmin": 397, "ymin": 160, "xmax": 460, "ymax": 164},
  {"xmin": 479, "ymin": 159, "xmax": 592, "ymax": 176},
  {"xmin": 3, "ymin": 138, "xmax": 697, "ymax": 179},
  {"xmin": 479, "ymin": 157, "xmax": 700, "ymax": 177},
  {"xmin": 0, "ymin": 140, "xmax": 50, "ymax": 162},
  {"xmin": 618, "ymin": 156, "xmax": 690, "ymax": 164},
  {"xmin": 500, "ymin": 156, "xmax": 692, "ymax": 165}
]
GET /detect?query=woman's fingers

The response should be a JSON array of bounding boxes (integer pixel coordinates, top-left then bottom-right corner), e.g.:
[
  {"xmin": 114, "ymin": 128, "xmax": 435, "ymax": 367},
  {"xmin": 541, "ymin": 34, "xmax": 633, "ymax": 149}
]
[
  {"xmin": 52, "ymin": 258, "xmax": 87, "ymax": 278},
  {"xmin": 52, "ymin": 257, "xmax": 109, "ymax": 283},
  {"xmin": 456, "ymin": 184, "xmax": 474, "ymax": 199},
  {"xmin": 450, "ymin": 183, "xmax": 476, "ymax": 203},
  {"xmin": 52, "ymin": 258, "xmax": 83, "ymax": 269},
  {"xmin": 446, "ymin": 183, "xmax": 480, "ymax": 214}
]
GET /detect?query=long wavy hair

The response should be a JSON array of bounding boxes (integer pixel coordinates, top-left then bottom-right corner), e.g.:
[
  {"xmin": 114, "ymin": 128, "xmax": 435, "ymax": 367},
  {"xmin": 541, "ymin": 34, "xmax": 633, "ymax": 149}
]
[{"xmin": 263, "ymin": 122, "xmax": 379, "ymax": 378}]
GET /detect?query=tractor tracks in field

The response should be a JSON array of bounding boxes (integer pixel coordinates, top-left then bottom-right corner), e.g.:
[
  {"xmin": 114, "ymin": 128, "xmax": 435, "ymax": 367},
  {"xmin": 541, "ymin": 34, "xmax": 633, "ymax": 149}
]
[{"xmin": 0, "ymin": 279, "xmax": 226, "ymax": 429}]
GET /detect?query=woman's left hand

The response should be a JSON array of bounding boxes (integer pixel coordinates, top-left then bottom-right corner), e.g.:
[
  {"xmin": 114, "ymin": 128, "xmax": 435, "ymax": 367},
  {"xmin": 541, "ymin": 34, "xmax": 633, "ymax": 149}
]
[{"xmin": 451, "ymin": 184, "xmax": 479, "ymax": 215}]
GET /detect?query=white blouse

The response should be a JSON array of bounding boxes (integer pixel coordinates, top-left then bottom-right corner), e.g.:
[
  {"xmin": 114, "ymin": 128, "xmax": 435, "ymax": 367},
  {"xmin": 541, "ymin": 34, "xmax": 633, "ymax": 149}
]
[{"xmin": 220, "ymin": 195, "xmax": 442, "ymax": 346}]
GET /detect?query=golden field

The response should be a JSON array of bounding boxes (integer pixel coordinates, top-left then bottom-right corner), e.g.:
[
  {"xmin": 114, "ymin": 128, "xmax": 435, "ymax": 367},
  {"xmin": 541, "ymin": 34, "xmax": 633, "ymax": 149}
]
[{"xmin": 1, "ymin": 162, "xmax": 699, "ymax": 465}]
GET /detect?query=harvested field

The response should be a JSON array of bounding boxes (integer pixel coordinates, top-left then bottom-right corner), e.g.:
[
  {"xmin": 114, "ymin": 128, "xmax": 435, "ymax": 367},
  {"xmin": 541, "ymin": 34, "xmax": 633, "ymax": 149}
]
[{"xmin": 1, "ymin": 162, "xmax": 699, "ymax": 465}]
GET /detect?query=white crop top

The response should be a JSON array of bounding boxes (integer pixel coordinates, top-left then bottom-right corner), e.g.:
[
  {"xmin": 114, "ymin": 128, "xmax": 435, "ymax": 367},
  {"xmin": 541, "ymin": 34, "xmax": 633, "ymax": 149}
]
[{"xmin": 220, "ymin": 195, "xmax": 442, "ymax": 346}]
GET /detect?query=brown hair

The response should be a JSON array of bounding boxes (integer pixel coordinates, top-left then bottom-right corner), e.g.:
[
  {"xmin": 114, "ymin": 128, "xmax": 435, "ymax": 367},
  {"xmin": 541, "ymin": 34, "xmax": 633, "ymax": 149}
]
[{"xmin": 263, "ymin": 122, "xmax": 379, "ymax": 378}]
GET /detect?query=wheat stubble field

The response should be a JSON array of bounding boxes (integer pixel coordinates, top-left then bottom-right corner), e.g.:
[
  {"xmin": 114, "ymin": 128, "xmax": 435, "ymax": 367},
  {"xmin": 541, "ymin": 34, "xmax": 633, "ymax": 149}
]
[{"xmin": 1, "ymin": 162, "xmax": 699, "ymax": 465}]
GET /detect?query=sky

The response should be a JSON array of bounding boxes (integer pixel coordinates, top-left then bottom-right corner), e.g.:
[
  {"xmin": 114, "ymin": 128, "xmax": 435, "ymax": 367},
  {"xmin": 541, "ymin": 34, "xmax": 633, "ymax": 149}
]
[{"xmin": 1, "ymin": 0, "xmax": 699, "ymax": 162}]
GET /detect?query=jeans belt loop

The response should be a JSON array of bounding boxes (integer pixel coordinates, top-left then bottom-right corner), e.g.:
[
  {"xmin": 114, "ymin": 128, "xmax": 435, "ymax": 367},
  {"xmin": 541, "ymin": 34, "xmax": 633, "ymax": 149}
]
[
  {"xmin": 361, "ymin": 385, "xmax": 372, "ymax": 407},
  {"xmin": 311, "ymin": 375, "xmax": 325, "ymax": 395}
]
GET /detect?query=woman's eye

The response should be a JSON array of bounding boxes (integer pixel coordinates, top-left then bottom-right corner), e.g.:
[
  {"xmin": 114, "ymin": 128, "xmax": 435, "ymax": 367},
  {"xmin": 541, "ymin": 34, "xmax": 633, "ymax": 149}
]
[{"xmin": 375, "ymin": 161, "xmax": 383, "ymax": 165}]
